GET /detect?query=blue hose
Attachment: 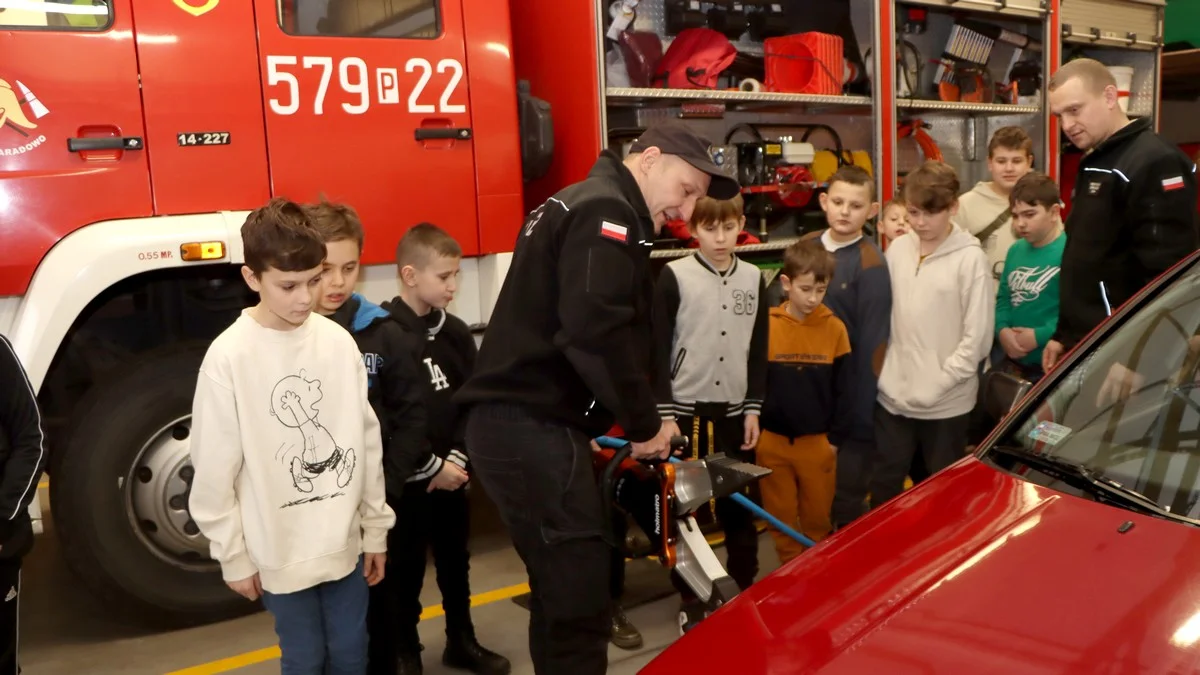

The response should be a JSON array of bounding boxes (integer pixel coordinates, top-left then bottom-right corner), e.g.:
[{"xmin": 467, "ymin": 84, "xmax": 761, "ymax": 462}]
[{"xmin": 594, "ymin": 436, "xmax": 816, "ymax": 548}]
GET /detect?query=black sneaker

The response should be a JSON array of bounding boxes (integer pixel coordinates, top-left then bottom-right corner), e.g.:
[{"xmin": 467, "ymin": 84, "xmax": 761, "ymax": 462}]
[
  {"xmin": 678, "ymin": 600, "xmax": 708, "ymax": 635},
  {"xmin": 610, "ymin": 605, "xmax": 643, "ymax": 650}
]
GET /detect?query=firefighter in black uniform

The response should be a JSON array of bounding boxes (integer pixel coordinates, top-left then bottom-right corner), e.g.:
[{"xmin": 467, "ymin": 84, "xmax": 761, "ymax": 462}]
[
  {"xmin": 454, "ymin": 120, "xmax": 739, "ymax": 675},
  {"xmin": 1044, "ymin": 57, "xmax": 1200, "ymax": 372}
]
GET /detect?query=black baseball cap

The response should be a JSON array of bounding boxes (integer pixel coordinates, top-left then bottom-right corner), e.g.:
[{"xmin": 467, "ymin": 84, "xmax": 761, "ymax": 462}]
[{"xmin": 628, "ymin": 120, "xmax": 741, "ymax": 200}]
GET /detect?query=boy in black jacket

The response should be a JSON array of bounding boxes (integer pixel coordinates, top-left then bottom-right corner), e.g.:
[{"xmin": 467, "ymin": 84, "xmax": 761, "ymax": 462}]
[
  {"xmin": 309, "ymin": 203, "xmax": 503, "ymax": 675},
  {"xmin": 0, "ymin": 335, "xmax": 46, "ymax": 675},
  {"xmin": 379, "ymin": 223, "xmax": 509, "ymax": 675}
]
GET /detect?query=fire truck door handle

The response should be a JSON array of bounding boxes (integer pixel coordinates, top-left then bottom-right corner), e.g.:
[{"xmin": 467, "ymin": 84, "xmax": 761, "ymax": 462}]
[
  {"xmin": 67, "ymin": 137, "xmax": 144, "ymax": 152},
  {"xmin": 414, "ymin": 127, "xmax": 472, "ymax": 141}
]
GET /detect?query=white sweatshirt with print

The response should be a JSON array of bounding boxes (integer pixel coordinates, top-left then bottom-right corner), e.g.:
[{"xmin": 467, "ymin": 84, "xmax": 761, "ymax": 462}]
[
  {"xmin": 188, "ymin": 310, "xmax": 395, "ymax": 595},
  {"xmin": 877, "ymin": 226, "xmax": 995, "ymax": 420}
]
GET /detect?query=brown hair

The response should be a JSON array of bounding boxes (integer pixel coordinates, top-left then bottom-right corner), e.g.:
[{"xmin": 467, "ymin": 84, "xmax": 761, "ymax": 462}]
[
  {"xmin": 782, "ymin": 239, "xmax": 836, "ymax": 284},
  {"xmin": 690, "ymin": 194, "xmax": 745, "ymax": 228},
  {"xmin": 395, "ymin": 222, "xmax": 463, "ymax": 269},
  {"xmin": 1009, "ymin": 172, "xmax": 1061, "ymax": 210},
  {"xmin": 307, "ymin": 198, "xmax": 365, "ymax": 251},
  {"xmin": 241, "ymin": 197, "xmax": 326, "ymax": 275},
  {"xmin": 1048, "ymin": 57, "xmax": 1117, "ymax": 94},
  {"xmin": 988, "ymin": 126, "xmax": 1034, "ymax": 159},
  {"xmin": 828, "ymin": 164, "xmax": 876, "ymax": 201},
  {"xmin": 903, "ymin": 160, "xmax": 960, "ymax": 213}
]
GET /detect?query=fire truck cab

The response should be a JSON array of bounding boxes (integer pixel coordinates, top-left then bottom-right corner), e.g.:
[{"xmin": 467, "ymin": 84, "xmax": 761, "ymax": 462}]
[{"xmin": 0, "ymin": 0, "xmax": 548, "ymax": 625}]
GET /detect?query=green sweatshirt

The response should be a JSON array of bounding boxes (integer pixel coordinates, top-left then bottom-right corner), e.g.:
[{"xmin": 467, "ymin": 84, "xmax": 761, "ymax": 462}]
[{"xmin": 995, "ymin": 232, "xmax": 1066, "ymax": 367}]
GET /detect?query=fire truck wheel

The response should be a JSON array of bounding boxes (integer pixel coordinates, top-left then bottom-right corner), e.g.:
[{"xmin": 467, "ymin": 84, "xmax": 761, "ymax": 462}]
[{"xmin": 51, "ymin": 345, "xmax": 255, "ymax": 627}]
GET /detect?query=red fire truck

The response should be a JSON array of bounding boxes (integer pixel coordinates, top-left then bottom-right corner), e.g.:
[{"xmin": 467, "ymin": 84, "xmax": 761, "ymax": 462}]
[
  {"xmin": 0, "ymin": 0, "xmax": 1169, "ymax": 627},
  {"xmin": 1, "ymin": 0, "xmax": 549, "ymax": 626}
]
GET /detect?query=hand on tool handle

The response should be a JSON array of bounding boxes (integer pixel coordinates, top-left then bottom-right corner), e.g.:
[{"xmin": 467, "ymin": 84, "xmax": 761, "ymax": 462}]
[{"xmin": 630, "ymin": 419, "xmax": 688, "ymax": 460}]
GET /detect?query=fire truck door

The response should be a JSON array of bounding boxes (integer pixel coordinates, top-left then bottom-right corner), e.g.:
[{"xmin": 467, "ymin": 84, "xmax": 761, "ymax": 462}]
[
  {"xmin": 129, "ymin": 0, "xmax": 272, "ymax": 215},
  {"xmin": 255, "ymin": 0, "xmax": 480, "ymax": 263},
  {"xmin": 0, "ymin": 0, "xmax": 153, "ymax": 296}
]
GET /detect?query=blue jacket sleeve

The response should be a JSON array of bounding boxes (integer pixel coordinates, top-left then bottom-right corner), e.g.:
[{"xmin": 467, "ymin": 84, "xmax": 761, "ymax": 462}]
[
  {"xmin": 829, "ymin": 326, "xmax": 855, "ymax": 448},
  {"xmin": 851, "ymin": 261, "xmax": 892, "ymax": 439}
]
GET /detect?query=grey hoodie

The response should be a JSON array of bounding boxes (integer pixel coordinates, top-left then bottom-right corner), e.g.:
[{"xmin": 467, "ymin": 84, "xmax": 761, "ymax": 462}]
[{"xmin": 877, "ymin": 225, "xmax": 995, "ymax": 420}]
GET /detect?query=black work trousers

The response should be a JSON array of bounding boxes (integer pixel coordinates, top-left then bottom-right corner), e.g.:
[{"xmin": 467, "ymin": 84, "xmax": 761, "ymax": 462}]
[
  {"xmin": 830, "ymin": 437, "xmax": 873, "ymax": 529},
  {"xmin": 366, "ymin": 482, "xmax": 473, "ymax": 674},
  {"xmin": 672, "ymin": 411, "xmax": 759, "ymax": 599},
  {"xmin": 465, "ymin": 403, "xmax": 612, "ymax": 675},
  {"xmin": 0, "ymin": 558, "xmax": 18, "ymax": 675},
  {"xmin": 868, "ymin": 404, "xmax": 969, "ymax": 509}
]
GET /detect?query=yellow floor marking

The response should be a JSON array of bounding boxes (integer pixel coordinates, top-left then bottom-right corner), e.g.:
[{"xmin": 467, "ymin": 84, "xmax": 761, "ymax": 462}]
[
  {"xmin": 163, "ymin": 581, "xmax": 531, "ymax": 675},
  {"xmin": 37, "ymin": 479, "xmax": 48, "ymax": 489}
]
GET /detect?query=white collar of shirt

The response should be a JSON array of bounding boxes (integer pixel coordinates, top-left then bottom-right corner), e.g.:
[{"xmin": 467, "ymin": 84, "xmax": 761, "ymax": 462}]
[{"xmin": 821, "ymin": 229, "xmax": 862, "ymax": 252}]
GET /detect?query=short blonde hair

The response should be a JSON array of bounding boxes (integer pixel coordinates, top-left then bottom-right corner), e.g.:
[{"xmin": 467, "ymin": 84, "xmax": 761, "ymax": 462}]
[{"xmin": 1048, "ymin": 57, "xmax": 1117, "ymax": 94}]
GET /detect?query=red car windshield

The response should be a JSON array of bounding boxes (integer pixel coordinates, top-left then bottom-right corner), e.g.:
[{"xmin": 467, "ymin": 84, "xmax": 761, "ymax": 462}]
[{"xmin": 994, "ymin": 262, "xmax": 1200, "ymax": 523}]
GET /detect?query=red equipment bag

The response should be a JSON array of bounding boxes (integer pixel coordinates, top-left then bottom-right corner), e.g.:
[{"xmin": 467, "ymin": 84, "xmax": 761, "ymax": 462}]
[{"xmin": 654, "ymin": 27, "xmax": 738, "ymax": 89}]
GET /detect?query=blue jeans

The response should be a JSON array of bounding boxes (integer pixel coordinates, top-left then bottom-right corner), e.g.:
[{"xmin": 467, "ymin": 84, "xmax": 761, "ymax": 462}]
[{"xmin": 261, "ymin": 557, "xmax": 369, "ymax": 675}]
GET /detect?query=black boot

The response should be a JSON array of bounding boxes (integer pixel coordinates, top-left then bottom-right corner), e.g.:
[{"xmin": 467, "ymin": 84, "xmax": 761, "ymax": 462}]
[
  {"xmin": 443, "ymin": 628, "xmax": 511, "ymax": 675},
  {"xmin": 397, "ymin": 650, "xmax": 423, "ymax": 675},
  {"xmin": 397, "ymin": 638, "xmax": 423, "ymax": 675},
  {"xmin": 610, "ymin": 604, "xmax": 643, "ymax": 650}
]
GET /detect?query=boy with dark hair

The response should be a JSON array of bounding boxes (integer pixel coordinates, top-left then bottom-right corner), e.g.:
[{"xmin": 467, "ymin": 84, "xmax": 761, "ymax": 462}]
[
  {"xmin": 802, "ymin": 165, "xmax": 891, "ymax": 529},
  {"xmin": 955, "ymin": 126, "xmax": 1035, "ymax": 283},
  {"xmin": 995, "ymin": 172, "xmax": 1066, "ymax": 384},
  {"xmin": 871, "ymin": 161, "xmax": 993, "ymax": 507},
  {"xmin": 378, "ymin": 222, "xmax": 510, "ymax": 675},
  {"xmin": 189, "ymin": 197, "xmax": 395, "ymax": 674},
  {"xmin": 307, "ymin": 201, "xmax": 483, "ymax": 675},
  {"xmin": 758, "ymin": 239, "xmax": 851, "ymax": 563},
  {"xmin": 0, "ymin": 334, "xmax": 46, "ymax": 675},
  {"xmin": 653, "ymin": 193, "xmax": 767, "ymax": 633}
]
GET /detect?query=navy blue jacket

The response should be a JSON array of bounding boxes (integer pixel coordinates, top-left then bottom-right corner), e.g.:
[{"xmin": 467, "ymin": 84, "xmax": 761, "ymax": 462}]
[
  {"xmin": 802, "ymin": 230, "xmax": 892, "ymax": 443},
  {"xmin": 330, "ymin": 294, "xmax": 429, "ymax": 497}
]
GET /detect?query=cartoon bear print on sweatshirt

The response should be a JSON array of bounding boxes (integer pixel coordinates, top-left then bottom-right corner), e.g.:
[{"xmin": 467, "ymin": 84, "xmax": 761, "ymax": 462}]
[{"xmin": 270, "ymin": 371, "xmax": 355, "ymax": 499}]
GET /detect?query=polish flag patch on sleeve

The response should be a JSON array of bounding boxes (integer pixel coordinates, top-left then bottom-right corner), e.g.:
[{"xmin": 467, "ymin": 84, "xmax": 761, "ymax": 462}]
[
  {"xmin": 599, "ymin": 220, "xmax": 629, "ymax": 243},
  {"xmin": 1162, "ymin": 176, "xmax": 1185, "ymax": 192}
]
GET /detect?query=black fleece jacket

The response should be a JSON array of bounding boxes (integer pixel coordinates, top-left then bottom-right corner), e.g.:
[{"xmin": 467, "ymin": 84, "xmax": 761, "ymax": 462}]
[
  {"xmin": 454, "ymin": 150, "xmax": 660, "ymax": 441},
  {"xmin": 0, "ymin": 335, "xmax": 46, "ymax": 560},
  {"xmin": 1056, "ymin": 117, "xmax": 1200, "ymax": 349},
  {"xmin": 329, "ymin": 294, "xmax": 429, "ymax": 497},
  {"xmin": 381, "ymin": 300, "xmax": 477, "ymax": 477}
]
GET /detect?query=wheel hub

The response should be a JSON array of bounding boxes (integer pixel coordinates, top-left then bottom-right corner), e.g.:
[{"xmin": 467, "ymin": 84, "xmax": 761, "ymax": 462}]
[{"xmin": 126, "ymin": 416, "xmax": 216, "ymax": 571}]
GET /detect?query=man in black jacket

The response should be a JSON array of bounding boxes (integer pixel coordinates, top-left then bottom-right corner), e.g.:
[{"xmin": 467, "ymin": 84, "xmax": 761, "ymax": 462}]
[
  {"xmin": 455, "ymin": 119, "xmax": 739, "ymax": 674},
  {"xmin": 0, "ymin": 334, "xmax": 46, "ymax": 675},
  {"xmin": 1043, "ymin": 58, "xmax": 1200, "ymax": 372}
]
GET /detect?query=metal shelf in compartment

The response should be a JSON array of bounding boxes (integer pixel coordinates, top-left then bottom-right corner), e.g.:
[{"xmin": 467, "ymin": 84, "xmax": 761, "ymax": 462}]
[{"xmin": 606, "ymin": 87, "xmax": 873, "ymax": 114}]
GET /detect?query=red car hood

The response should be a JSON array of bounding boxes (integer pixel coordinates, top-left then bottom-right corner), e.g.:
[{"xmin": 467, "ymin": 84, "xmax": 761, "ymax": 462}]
[{"xmin": 644, "ymin": 457, "xmax": 1200, "ymax": 675}]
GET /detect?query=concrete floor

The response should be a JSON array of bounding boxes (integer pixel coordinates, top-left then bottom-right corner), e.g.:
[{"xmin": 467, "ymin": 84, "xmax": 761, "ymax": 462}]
[{"xmin": 19, "ymin": 485, "xmax": 782, "ymax": 674}]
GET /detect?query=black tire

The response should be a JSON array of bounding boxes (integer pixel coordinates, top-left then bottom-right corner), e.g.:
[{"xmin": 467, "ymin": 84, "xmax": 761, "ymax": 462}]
[{"xmin": 51, "ymin": 345, "xmax": 257, "ymax": 627}]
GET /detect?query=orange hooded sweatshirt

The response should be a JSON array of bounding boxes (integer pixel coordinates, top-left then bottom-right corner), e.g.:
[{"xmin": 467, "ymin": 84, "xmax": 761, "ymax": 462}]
[{"xmin": 760, "ymin": 303, "xmax": 853, "ymax": 446}]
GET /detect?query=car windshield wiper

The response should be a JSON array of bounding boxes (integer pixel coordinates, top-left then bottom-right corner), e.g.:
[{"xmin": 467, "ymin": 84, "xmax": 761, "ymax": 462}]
[{"xmin": 988, "ymin": 444, "xmax": 1193, "ymax": 525}]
